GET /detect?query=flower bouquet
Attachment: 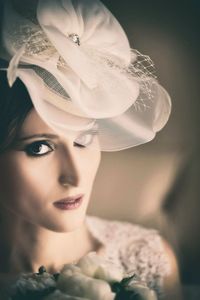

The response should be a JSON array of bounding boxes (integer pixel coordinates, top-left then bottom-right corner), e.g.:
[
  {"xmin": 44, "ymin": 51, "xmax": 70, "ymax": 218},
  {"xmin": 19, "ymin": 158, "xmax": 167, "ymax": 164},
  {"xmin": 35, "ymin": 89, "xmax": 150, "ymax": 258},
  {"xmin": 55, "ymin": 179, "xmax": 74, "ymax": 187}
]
[{"xmin": 9, "ymin": 252, "xmax": 157, "ymax": 300}]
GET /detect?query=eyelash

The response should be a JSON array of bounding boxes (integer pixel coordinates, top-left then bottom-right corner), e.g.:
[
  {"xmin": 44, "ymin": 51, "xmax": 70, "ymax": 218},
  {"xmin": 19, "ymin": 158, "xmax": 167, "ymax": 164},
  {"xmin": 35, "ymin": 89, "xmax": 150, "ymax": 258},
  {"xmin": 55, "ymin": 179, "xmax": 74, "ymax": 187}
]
[
  {"xmin": 23, "ymin": 130, "xmax": 98, "ymax": 157},
  {"xmin": 24, "ymin": 140, "xmax": 56, "ymax": 157},
  {"xmin": 74, "ymin": 129, "xmax": 98, "ymax": 148}
]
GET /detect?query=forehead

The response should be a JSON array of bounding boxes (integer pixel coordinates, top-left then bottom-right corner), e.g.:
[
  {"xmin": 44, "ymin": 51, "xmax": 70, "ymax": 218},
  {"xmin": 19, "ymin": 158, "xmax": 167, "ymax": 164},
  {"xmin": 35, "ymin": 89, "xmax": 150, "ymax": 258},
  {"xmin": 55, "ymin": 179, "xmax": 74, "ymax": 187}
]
[
  {"xmin": 18, "ymin": 108, "xmax": 79, "ymax": 140},
  {"xmin": 19, "ymin": 108, "xmax": 56, "ymax": 136},
  {"xmin": 18, "ymin": 107, "xmax": 97, "ymax": 141},
  {"xmin": 18, "ymin": 108, "xmax": 99, "ymax": 143}
]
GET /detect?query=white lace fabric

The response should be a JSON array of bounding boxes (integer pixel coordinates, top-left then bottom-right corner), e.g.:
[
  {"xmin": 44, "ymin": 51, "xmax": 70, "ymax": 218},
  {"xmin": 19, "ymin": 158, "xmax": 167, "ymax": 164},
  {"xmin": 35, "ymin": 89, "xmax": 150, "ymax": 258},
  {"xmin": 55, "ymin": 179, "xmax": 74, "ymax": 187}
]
[{"xmin": 86, "ymin": 215, "xmax": 171, "ymax": 298}]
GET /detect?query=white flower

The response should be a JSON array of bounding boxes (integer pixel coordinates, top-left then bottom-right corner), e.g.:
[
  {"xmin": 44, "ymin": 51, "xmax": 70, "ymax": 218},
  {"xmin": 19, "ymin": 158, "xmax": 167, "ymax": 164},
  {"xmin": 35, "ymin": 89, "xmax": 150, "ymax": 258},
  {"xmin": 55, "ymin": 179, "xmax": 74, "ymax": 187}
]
[
  {"xmin": 125, "ymin": 280, "xmax": 158, "ymax": 300},
  {"xmin": 57, "ymin": 264, "xmax": 115, "ymax": 300},
  {"xmin": 77, "ymin": 252, "xmax": 124, "ymax": 283}
]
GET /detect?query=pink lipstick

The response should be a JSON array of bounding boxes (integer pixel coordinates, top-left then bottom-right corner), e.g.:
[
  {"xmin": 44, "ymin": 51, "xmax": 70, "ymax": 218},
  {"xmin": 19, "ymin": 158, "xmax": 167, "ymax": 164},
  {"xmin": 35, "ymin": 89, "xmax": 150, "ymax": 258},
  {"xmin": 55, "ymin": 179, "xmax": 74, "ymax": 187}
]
[{"xmin": 53, "ymin": 194, "xmax": 84, "ymax": 210}]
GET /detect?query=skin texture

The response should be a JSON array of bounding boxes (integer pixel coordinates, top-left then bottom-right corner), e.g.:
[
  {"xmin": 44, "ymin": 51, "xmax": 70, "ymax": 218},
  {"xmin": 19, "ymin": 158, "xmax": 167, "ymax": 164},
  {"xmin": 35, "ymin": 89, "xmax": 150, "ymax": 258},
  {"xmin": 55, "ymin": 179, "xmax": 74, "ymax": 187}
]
[{"xmin": 0, "ymin": 108, "xmax": 102, "ymax": 274}]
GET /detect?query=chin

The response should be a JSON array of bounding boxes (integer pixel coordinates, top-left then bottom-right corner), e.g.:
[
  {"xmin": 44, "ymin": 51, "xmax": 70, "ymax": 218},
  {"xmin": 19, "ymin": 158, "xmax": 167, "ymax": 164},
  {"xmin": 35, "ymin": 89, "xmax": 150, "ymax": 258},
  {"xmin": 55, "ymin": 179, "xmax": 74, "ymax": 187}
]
[{"xmin": 40, "ymin": 211, "xmax": 86, "ymax": 233}]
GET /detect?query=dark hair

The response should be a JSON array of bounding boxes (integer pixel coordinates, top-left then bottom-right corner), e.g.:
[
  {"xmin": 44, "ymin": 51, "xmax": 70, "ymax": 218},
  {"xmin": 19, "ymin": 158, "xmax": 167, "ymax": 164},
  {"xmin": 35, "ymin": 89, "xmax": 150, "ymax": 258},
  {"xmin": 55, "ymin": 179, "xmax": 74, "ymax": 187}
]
[
  {"xmin": 0, "ymin": 1, "xmax": 33, "ymax": 153},
  {"xmin": 0, "ymin": 67, "xmax": 33, "ymax": 153}
]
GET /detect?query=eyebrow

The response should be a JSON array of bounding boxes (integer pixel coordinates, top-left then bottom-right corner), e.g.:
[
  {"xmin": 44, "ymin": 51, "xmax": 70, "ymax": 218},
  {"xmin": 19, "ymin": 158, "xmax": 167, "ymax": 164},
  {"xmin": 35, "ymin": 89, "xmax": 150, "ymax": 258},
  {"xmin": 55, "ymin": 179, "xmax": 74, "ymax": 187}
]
[
  {"xmin": 18, "ymin": 133, "xmax": 59, "ymax": 141},
  {"xmin": 17, "ymin": 126, "xmax": 99, "ymax": 142}
]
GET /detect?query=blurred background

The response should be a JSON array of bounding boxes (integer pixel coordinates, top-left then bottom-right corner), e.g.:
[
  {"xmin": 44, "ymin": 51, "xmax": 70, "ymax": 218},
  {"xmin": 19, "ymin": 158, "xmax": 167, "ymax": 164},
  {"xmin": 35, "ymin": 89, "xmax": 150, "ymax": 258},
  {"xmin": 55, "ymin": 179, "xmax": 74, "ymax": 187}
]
[{"xmin": 88, "ymin": 0, "xmax": 200, "ymax": 294}]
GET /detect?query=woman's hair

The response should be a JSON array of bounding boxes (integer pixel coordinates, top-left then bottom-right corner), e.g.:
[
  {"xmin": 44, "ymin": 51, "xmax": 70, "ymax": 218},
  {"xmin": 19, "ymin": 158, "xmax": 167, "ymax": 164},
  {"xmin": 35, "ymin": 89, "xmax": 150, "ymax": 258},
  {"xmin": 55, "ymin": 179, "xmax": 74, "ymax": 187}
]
[
  {"xmin": 0, "ymin": 1, "xmax": 33, "ymax": 153},
  {"xmin": 0, "ymin": 68, "xmax": 33, "ymax": 153}
]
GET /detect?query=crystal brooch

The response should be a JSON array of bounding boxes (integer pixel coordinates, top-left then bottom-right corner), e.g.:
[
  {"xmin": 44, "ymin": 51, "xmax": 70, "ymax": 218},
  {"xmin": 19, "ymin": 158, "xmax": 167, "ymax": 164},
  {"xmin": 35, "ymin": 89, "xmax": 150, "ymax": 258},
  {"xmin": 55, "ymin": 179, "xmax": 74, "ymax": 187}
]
[{"xmin": 68, "ymin": 33, "xmax": 80, "ymax": 46}]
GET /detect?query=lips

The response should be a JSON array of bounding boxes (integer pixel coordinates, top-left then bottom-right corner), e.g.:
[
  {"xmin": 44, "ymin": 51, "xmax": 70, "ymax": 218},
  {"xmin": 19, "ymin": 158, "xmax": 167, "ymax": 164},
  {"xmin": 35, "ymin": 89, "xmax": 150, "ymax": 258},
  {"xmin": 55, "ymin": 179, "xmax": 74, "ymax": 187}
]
[
  {"xmin": 53, "ymin": 194, "xmax": 84, "ymax": 211},
  {"xmin": 53, "ymin": 194, "xmax": 84, "ymax": 204}
]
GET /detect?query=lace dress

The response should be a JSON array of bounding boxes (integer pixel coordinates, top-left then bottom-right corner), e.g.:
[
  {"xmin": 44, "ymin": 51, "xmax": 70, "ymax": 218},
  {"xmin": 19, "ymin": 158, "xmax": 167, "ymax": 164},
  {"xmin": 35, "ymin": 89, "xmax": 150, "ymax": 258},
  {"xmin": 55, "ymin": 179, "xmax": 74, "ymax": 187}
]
[
  {"xmin": 86, "ymin": 215, "xmax": 171, "ymax": 298},
  {"xmin": 0, "ymin": 215, "xmax": 171, "ymax": 300}
]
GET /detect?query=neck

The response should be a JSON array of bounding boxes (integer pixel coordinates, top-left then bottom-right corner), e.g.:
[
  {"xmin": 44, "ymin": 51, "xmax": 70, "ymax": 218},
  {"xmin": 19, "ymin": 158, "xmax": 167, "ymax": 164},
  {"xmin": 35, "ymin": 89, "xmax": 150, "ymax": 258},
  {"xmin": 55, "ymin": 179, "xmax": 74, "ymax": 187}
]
[{"xmin": 0, "ymin": 210, "xmax": 95, "ymax": 275}]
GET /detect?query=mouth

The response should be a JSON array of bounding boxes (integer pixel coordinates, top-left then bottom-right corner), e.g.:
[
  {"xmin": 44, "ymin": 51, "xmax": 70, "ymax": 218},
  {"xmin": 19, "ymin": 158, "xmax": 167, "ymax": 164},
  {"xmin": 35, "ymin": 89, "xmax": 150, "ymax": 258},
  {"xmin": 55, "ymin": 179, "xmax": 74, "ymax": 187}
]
[{"xmin": 53, "ymin": 194, "xmax": 84, "ymax": 210}]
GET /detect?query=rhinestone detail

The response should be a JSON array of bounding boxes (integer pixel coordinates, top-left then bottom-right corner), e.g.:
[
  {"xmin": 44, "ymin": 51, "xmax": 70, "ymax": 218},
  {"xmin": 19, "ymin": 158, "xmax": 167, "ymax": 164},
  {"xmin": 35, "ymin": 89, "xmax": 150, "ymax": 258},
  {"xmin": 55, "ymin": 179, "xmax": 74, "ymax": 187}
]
[{"xmin": 68, "ymin": 33, "xmax": 80, "ymax": 46}]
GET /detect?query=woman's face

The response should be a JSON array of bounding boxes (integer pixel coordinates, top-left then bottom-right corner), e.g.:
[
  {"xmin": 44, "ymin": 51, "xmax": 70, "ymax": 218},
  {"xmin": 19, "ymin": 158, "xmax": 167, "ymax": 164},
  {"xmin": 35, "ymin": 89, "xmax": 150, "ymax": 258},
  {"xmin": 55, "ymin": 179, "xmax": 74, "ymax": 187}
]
[{"xmin": 0, "ymin": 108, "xmax": 101, "ymax": 232}]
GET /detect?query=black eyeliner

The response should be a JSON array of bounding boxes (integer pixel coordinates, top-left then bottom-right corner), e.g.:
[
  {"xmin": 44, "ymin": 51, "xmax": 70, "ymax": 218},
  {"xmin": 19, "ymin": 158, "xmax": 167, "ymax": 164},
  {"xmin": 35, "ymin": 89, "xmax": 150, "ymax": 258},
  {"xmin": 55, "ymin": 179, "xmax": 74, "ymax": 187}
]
[{"xmin": 23, "ymin": 140, "xmax": 56, "ymax": 157}]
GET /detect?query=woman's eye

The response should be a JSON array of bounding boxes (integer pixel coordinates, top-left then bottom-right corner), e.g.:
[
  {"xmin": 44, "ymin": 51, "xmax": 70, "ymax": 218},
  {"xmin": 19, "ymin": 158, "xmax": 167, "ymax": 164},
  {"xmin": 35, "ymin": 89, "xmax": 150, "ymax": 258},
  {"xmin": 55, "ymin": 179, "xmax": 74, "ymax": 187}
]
[
  {"xmin": 74, "ymin": 131, "xmax": 98, "ymax": 148},
  {"xmin": 24, "ymin": 141, "xmax": 55, "ymax": 157}
]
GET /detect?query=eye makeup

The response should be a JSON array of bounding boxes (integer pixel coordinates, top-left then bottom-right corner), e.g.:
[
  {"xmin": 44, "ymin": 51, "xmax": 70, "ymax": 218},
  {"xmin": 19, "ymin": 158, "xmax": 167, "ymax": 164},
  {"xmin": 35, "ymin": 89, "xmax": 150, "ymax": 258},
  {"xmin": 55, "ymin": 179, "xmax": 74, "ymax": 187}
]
[
  {"xmin": 12, "ymin": 125, "xmax": 99, "ymax": 156},
  {"xmin": 23, "ymin": 140, "xmax": 56, "ymax": 157}
]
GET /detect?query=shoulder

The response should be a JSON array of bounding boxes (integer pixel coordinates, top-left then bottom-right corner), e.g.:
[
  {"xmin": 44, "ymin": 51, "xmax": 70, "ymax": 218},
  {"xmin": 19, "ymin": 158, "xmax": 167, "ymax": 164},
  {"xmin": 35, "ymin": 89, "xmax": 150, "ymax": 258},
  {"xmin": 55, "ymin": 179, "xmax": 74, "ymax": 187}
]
[
  {"xmin": 86, "ymin": 215, "xmax": 175, "ymax": 296},
  {"xmin": 160, "ymin": 239, "xmax": 181, "ymax": 299}
]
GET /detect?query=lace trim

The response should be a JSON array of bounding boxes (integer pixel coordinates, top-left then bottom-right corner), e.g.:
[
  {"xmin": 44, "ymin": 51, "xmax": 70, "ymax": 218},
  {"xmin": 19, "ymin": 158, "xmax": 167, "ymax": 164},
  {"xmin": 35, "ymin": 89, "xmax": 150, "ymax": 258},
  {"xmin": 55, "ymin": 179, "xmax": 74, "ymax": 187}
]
[{"xmin": 86, "ymin": 215, "xmax": 171, "ymax": 297}]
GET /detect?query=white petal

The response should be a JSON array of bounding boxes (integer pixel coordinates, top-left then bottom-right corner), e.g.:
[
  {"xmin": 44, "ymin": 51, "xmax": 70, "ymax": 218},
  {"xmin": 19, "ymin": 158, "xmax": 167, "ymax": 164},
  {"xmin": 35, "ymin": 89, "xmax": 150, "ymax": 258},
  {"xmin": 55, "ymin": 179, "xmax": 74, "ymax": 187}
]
[{"xmin": 7, "ymin": 45, "xmax": 26, "ymax": 87}]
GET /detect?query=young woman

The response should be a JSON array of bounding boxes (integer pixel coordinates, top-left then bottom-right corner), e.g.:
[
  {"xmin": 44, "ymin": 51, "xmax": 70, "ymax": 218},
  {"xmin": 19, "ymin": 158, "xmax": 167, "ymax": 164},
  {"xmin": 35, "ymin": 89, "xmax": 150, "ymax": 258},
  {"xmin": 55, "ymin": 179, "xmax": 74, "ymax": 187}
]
[{"xmin": 0, "ymin": 0, "xmax": 181, "ymax": 299}]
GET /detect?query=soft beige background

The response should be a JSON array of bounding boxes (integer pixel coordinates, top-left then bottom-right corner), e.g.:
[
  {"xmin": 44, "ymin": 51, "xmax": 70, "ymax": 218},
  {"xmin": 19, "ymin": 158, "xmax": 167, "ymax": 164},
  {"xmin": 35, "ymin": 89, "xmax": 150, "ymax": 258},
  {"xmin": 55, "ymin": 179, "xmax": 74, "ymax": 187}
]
[{"xmin": 87, "ymin": 0, "xmax": 200, "ymax": 285}]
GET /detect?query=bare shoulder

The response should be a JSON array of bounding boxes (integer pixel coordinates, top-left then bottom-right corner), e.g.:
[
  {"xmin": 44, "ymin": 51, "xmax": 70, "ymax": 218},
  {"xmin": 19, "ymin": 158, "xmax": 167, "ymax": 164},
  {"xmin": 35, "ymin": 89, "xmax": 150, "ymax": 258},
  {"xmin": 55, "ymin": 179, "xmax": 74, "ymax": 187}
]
[{"xmin": 160, "ymin": 238, "xmax": 182, "ymax": 300}]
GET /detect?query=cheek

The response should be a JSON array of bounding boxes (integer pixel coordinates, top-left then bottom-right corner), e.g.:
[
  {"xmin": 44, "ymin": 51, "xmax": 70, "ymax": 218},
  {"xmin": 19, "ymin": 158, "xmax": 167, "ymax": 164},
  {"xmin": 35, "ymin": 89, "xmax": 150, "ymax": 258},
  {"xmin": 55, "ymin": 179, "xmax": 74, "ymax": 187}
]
[
  {"xmin": 82, "ymin": 150, "xmax": 101, "ymax": 183},
  {"xmin": 0, "ymin": 153, "xmax": 53, "ymax": 215},
  {"xmin": 0, "ymin": 147, "xmax": 101, "ymax": 223}
]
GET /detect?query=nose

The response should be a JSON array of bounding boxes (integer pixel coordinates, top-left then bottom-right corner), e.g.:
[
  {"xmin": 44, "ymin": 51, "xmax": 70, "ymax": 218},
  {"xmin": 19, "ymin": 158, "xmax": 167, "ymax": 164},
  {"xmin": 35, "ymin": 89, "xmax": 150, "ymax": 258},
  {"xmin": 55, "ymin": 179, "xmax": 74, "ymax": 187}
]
[{"xmin": 58, "ymin": 143, "xmax": 81, "ymax": 187}]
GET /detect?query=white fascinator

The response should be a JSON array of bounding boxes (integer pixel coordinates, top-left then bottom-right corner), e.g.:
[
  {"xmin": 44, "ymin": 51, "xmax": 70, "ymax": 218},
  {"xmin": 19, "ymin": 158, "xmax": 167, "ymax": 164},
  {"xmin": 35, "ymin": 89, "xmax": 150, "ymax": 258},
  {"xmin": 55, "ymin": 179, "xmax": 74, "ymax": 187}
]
[{"xmin": 0, "ymin": 0, "xmax": 171, "ymax": 151}]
